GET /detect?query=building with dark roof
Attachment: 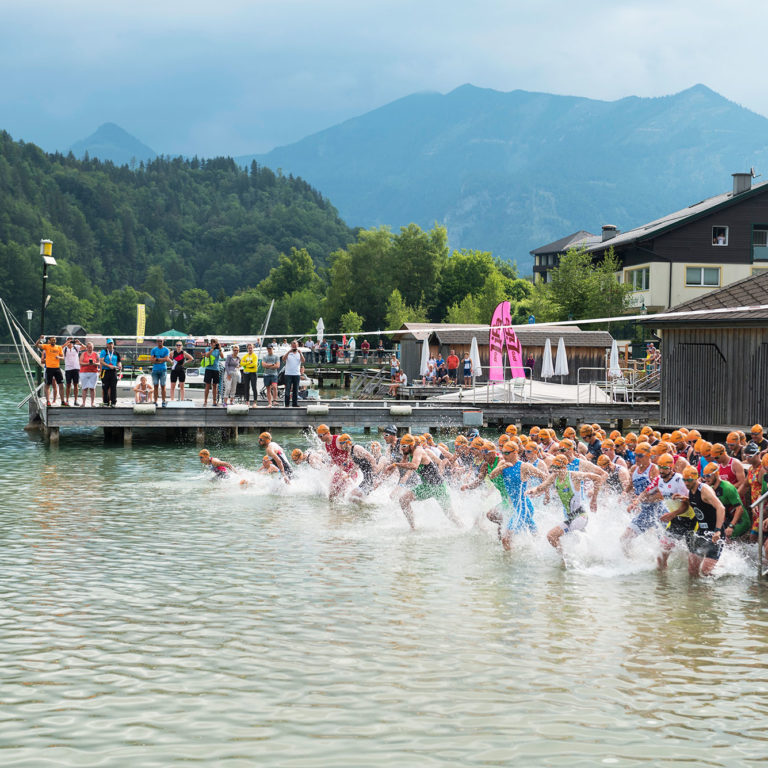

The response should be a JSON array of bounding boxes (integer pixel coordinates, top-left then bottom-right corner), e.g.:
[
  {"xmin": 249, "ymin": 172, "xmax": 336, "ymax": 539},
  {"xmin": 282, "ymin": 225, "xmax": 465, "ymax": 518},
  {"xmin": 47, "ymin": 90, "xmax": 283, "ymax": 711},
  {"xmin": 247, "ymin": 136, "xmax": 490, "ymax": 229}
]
[
  {"xmin": 639, "ymin": 270, "xmax": 768, "ymax": 428},
  {"xmin": 531, "ymin": 173, "xmax": 768, "ymax": 312},
  {"xmin": 393, "ymin": 323, "xmax": 613, "ymax": 386}
]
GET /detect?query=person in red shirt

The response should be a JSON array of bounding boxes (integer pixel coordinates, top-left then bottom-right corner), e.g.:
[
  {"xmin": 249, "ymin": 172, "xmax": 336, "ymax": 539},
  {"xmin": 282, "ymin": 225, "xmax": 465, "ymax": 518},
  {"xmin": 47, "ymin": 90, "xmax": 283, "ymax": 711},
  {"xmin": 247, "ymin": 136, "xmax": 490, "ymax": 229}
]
[
  {"xmin": 360, "ymin": 338, "xmax": 370, "ymax": 363},
  {"xmin": 446, "ymin": 349, "xmax": 460, "ymax": 385}
]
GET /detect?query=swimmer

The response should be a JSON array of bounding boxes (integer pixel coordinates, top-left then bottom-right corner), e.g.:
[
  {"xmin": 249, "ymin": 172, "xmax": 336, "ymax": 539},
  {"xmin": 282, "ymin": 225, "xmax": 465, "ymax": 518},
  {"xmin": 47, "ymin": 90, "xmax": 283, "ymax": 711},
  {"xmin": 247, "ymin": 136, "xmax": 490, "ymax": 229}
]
[
  {"xmin": 391, "ymin": 434, "xmax": 461, "ymax": 529},
  {"xmin": 291, "ymin": 447, "xmax": 325, "ymax": 469},
  {"xmin": 317, "ymin": 424, "xmax": 359, "ymax": 500},
  {"xmin": 198, "ymin": 449, "xmax": 238, "ymax": 481},
  {"xmin": 489, "ymin": 442, "xmax": 547, "ymax": 548},
  {"xmin": 621, "ymin": 442, "xmax": 666, "ymax": 550},
  {"xmin": 528, "ymin": 454, "xmax": 602, "ymax": 552},
  {"xmin": 258, "ymin": 455, "xmax": 282, "ymax": 475},
  {"xmin": 681, "ymin": 466, "xmax": 726, "ymax": 577},
  {"xmin": 258, "ymin": 432, "xmax": 292, "ymax": 481},
  {"xmin": 337, "ymin": 433, "xmax": 377, "ymax": 499}
]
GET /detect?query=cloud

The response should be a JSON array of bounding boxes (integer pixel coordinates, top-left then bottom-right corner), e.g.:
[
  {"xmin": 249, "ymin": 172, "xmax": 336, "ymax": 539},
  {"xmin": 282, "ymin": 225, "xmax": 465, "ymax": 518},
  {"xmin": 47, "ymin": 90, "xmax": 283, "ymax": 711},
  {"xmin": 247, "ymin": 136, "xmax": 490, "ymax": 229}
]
[{"xmin": 1, "ymin": 0, "xmax": 766, "ymax": 156}]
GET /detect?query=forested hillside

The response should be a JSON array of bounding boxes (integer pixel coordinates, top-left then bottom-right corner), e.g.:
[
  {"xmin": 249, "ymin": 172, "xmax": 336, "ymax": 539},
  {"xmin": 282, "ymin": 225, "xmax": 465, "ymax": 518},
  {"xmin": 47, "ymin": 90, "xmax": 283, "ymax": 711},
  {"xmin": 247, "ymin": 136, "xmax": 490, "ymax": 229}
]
[{"xmin": 0, "ymin": 131, "xmax": 353, "ymax": 335}]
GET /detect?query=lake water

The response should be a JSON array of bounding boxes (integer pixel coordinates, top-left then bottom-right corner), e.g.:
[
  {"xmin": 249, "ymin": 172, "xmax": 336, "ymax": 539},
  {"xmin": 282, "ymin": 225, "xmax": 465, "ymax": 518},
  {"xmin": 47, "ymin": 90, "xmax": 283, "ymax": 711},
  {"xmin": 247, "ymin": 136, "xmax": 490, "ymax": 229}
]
[{"xmin": 0, "ymin": 367, "xmax": 766, "ymax": 767}]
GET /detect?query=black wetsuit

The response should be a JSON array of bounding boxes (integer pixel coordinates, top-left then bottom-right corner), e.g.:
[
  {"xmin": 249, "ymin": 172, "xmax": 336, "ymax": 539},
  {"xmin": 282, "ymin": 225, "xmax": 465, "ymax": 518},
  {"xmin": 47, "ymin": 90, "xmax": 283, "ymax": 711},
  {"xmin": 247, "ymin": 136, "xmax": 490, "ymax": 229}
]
[
  {"xmin": 686, "ymin": 483, "xmax": 723, "ymax": 560},
  {"xmin": 351, "ymin": 446, "xmax": 375, "ymax": 495}
]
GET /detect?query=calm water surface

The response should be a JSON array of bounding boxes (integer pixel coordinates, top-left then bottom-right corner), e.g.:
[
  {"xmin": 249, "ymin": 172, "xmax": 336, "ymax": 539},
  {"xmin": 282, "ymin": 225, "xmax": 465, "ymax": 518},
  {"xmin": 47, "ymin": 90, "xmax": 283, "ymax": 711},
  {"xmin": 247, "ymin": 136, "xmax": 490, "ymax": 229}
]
[{"xmin": 0, "ymin": 368, "xmax": 766, "ymax": 767}]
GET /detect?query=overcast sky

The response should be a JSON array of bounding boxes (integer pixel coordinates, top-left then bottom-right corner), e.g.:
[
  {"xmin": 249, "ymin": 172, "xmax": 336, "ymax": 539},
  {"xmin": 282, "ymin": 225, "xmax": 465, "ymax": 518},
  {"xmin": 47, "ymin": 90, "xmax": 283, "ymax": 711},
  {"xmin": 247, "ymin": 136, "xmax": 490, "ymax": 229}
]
[{"xmin": 2, "ymin": 0, "xmax": 765, "ymax": 157}]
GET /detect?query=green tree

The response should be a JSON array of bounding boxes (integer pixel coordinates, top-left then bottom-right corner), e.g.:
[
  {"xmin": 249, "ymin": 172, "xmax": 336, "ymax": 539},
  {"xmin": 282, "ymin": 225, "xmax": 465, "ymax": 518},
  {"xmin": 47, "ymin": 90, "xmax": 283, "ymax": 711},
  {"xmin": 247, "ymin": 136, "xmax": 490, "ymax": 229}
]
[
  {"xmin": 44, "ymin": 285, "xmax": 95, "ymax": 331},
  {"xmin": 340, "ymin": 310, "xmax": 364, "ymax": 335},
  {"xmin": 445, "ymin": 294, "xmax": 480, "ymax": 324},
  {"xmin": 435, "ymin": 249, "xmax": 496, "ymax": 318},
  {"xmin": 259, "ymin": 247, "xmax": 323, "ymax": 299},
  {"xmin": 384, "ymin": 288, "xmax": 427, "ymax": 331}
]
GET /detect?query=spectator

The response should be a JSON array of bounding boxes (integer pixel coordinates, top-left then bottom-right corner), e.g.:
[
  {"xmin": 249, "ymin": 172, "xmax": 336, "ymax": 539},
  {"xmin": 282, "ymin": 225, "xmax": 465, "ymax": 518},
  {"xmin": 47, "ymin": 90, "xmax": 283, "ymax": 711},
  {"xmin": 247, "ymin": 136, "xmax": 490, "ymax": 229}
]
[
  {"xmin": 388, "ymin": 369, "xmax": 404, "ymax": 397},
  {"xmin": 348, "ymin": 336, "xmax": 356, "ymax": 363},
  {"xmin": 377, "ymin": 338, "xmax": 385, "ymax": 362},
  {"xmin": 317, "ymin": 339, "xmax": 327, "ymax": 365},
  {"xmin": 169, "ymin": 341, "xmax": 194, "ymax": 401},
  {"xmin": 262, "ymin": 343, "xmax": 280, "ymax": 407},
  {"xmin": 446, "ymin": 349, "xmax": 460, "ymax": 384},
  {"xmin": 36, "ymin": 335, "xmax": 64, "ymax": 407},
  {"xmin": 186, "ymin": 334, "xmax": 196, "ymax": 354},
  {"xmin": 62, "ymin": 337, "xmax": 84, "ymax": 406},
  {"xmin": 240, "ymin": 343, "xmax": 259, "ymax": 407},
  {"xmin": 462, "ymin": 352, "xmax": 473, "ymax": 386},
  {"xmin": 330, "ymin": 340, "xmax": 340, "ymax": 364},
  {"xmin": 78, "ymin": 341, "xmax": 99, "ymax": 408},
  {"xmin": 435, "ymin": 358, "xmax": 449, "ymax": 385},
  {"xmin": 150, "ymin": 336, "xmax": 171, "ymax": 406},
  {"xmin": 133, "ymin": 375, "xmax": 152, "ymax": 403},
  {"xmin": 201, "ymin": 338, "xmax": 222, "ymax": 408},
  {"xmin": 390, "ymin": 355, "xmax": 400, "ymax": 381},
  {"xmin": 525, "ymin": 353, "xmax": 535, "ymax": 378},
  {"xmin": 282, "ymin": 340, "xmax": 304, "ymax": 408},
  {"xmin": 305, "ymin": 337, "xmax": 315, "ymax": 362},
  {"xmin": 99, "ymin": 338, "xmax": 121, "ymax": 408},
  {"xmin": 360, "ymin": 338, "xmax": 370, "ymax": 363},
  {"xmin": 223, "ymin": 344, "xmax": 242, "ymax": 405}
]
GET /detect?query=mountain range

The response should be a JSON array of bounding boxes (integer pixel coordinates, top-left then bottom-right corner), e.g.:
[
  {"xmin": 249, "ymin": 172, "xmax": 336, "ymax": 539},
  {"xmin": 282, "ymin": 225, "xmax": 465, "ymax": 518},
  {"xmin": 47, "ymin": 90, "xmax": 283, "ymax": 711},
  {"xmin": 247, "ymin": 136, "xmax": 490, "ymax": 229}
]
[
  {"xmin": 240, "ymin": 84, "xmax": 768, "ymax": 272},
  {"xmin": 67, "ymin": 85, "xmax": 768, "ymax": 273}
]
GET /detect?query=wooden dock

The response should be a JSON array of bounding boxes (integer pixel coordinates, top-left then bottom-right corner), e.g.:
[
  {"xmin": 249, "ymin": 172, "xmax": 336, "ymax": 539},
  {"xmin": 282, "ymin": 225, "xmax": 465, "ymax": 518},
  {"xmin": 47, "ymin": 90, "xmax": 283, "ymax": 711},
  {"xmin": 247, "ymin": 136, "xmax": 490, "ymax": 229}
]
[{"xmin": 30, "ymin": 397, "xmax": 661, "ymax": 445}]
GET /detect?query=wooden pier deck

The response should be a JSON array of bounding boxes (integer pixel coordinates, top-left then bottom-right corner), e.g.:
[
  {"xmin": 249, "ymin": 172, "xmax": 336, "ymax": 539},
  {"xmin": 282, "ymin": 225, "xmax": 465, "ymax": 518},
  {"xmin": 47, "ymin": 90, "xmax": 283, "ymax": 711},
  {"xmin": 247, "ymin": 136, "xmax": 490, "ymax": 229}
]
[{"xmin": 31, "ymin": 397, "xmax": 661, "ymax": 445}]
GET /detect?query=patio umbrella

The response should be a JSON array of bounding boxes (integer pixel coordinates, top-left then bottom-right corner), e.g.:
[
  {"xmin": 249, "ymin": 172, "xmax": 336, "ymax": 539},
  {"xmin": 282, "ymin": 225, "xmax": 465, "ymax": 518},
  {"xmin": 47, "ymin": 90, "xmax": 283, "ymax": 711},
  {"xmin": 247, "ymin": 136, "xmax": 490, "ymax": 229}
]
[
  {"xmin": 419, "ymin": 338, "xmax": 430, "ymax": 378},
  {"xmin": 541, "ymin": 338, "xmax": 555, "ymax": 380},
  {"xmin": 469, "ymin": 336, "xmax": 482, "ymax": 377},
  {"xmin": 608, "ymin": 339, "xmax": 622, "ymax": 379},
  {"xmin": 554, "ymin": 337, "xmax": 569, "ymax": 383},
  {"xmin": 316, "ymin": 317, "xmax": 324, "ymax": 343}
]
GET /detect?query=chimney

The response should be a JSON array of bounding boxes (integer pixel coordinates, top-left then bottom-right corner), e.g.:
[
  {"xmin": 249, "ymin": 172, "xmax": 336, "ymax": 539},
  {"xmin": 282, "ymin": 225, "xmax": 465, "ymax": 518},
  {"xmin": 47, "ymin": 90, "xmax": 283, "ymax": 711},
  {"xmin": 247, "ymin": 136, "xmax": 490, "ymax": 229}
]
[
  {"xmin": 602, "ymin": 224, "xmax": 618, "ymax": 242},
  {"xmin": 732, "ymin": 172, "xmax": 752, "ymax": 195}
]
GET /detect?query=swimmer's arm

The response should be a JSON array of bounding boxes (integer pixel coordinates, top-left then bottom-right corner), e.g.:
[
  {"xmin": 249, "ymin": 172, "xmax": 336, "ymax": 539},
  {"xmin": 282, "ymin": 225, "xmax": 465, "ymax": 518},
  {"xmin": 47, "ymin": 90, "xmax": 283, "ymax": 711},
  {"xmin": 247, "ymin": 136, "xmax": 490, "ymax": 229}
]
[
  {"xmin": 528, "ymin": 474, "xmax": 555, "ymax": 496},
  {"xmin": 211, "ymin": 458, "xmax": 235, "ymax": 472},
  {"xmin": 488, "ymin": 460, "xmax": 508, "ymax": 480},
  {"xmin": 522, "ymin": 462, "xmax": 548, "ymax": 481}
]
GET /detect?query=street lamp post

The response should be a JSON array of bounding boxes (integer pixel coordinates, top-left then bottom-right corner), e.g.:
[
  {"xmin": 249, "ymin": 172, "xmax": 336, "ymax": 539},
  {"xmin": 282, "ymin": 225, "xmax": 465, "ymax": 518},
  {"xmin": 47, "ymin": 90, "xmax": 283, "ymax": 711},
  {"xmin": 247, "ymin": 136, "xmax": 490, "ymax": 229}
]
[{"xmin": 37, "ymin": 240, "xmax": 56, "ymax": 385}]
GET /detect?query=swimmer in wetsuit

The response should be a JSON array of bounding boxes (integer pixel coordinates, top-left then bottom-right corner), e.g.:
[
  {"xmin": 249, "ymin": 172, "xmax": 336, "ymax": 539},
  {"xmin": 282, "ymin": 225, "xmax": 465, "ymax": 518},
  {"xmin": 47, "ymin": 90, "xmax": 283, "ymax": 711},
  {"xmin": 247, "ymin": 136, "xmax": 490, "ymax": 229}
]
[
  {"xmin": 198, "ymin": 449, "xmax": 240, "ymax": 481},
  {"xmin": 681, "ymin": 466, "xmax": 726, "ymax": 577},
  {"xmin": 258, "ymin": 431, "xmax": 292, "ymax": 482},
  {"xmin": 488, "ymin": 443, "xmax": 548, "ymax": 549},
  {"xmin": 391, "ymin": 434, "xmax": 461, "ymax": 530},
  {"xmin": 337, "ymin": 433, "xmax": 378, "ymax": 499},
  {"xmin": 528, "ymin": 453, "xmax": 602, "ymax": 552},
  {"xmin": 317, "ymin": 424, "xmax": 359, "ymax": 500}
]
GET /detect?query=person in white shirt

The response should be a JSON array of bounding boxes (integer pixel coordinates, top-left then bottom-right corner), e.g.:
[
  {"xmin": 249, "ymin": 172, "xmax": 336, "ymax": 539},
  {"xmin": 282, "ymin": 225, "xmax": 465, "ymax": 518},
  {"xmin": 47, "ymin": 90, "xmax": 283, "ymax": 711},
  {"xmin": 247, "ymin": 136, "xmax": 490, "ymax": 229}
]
[
  {"xmin": 62, "ymin": 338, "xmax": 84, "ymax": 406},
  {"xmin": 281, "ymin": 340, "xmax": 305, "ymax": 407}
]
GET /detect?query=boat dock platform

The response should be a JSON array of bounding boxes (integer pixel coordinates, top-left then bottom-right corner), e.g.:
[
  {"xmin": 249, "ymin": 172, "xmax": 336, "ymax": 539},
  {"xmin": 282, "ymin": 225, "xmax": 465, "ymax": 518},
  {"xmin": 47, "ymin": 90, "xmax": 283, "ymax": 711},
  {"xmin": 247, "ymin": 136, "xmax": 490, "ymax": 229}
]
[{"xmin": 30, "ymin": 398, "xmax": 660, "ymax": 446}]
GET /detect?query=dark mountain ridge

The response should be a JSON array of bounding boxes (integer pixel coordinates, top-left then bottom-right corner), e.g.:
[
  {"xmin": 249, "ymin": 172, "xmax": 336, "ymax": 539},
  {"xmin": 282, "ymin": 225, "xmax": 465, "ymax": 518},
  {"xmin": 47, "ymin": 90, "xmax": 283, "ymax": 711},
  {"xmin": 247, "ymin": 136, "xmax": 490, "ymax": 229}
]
[{"xmin": 240, "ymin": 84, "xmax": 768, "ymax": 270}]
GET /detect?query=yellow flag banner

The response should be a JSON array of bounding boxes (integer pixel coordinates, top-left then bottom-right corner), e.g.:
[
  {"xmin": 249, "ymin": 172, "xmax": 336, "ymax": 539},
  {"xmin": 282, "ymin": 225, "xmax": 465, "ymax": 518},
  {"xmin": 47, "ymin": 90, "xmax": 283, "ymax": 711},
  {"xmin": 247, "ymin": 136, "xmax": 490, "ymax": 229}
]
[{"xmin": 136, "ymin": 304, "xmax": 146, "ymax": 344}]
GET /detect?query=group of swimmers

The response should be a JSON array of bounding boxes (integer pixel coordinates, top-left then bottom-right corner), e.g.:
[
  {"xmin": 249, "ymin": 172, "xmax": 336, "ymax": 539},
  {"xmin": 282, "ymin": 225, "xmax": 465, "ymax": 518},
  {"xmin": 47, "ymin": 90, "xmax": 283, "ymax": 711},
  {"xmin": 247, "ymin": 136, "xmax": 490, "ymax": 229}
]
[{"xmin": 198, "ymin": 422, "xmax": 768, "ymax": 577}]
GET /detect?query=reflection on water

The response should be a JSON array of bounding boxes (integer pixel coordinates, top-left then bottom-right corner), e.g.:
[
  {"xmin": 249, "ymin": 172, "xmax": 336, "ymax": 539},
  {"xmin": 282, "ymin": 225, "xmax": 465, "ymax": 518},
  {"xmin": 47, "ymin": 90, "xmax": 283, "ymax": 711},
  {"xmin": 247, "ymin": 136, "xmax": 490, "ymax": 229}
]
[{"xmin": 0, "ymin": 369, "xmax": 766, "ymax": 766}]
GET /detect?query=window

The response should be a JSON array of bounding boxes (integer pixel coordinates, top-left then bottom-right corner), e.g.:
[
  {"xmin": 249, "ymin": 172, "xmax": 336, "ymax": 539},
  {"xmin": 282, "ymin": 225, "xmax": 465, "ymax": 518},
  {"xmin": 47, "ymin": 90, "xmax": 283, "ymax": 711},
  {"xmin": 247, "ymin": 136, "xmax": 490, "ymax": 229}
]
[
  {"xmin": 712, "ymin": 226, "xmax": 728, "ymax": 246},
  {"xmin": 753, "ymin": 227, "xmax": 768, "ymax": 261},
  {"xmin": 685, "ymin": 266, "xmax": 720, "ymax": 287},
  {"xmin": 625, "ymin": 267, "xmax": 649, "ymax": 291}
]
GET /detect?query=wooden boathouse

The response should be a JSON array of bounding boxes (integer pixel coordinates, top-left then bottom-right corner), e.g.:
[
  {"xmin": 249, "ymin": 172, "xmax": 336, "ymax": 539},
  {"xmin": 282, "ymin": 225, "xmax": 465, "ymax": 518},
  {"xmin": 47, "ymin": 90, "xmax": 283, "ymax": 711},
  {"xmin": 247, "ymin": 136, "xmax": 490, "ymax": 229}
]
[
  {"xmin": 393, "ymin": 323, "xmax": 614, "ymax": 386},
  {"xmin": 639, "ymin": 271, "xmax": 768, "ymax": 429}
]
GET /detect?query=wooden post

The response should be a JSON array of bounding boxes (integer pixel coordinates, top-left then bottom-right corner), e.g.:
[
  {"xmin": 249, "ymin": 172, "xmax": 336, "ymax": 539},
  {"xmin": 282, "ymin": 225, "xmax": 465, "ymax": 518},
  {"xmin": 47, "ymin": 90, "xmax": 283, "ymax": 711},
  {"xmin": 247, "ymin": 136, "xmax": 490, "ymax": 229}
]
[
  {"xmin": 232, "ymin": 426, "xmax": 239, "ymax": 441},
  {"xmin": 48, "ymin": 426, "xmax": 59, "ymax": 445},
  {"xmin": 196, "ymin": 427, "xmax": 205, "ymax": 446},
  {"xmin": 363, "ymin": 426, "xmax": 371, "ymax": 434},
  {"xmin": 123, "ymin": 427, "xmax": 132, "ymax": 446}
]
